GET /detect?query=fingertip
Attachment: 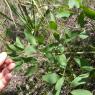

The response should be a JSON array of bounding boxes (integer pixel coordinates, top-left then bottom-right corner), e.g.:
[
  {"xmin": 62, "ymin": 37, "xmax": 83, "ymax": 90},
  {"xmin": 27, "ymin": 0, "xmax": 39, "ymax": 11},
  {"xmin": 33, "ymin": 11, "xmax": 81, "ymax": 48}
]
[
  {"xmin": 5, "ymin": 58, "xmax": 14, "ymax": 65},
  {"xmin": 7, "ymin": 63, "xmax": 15, "ymax": 71}
]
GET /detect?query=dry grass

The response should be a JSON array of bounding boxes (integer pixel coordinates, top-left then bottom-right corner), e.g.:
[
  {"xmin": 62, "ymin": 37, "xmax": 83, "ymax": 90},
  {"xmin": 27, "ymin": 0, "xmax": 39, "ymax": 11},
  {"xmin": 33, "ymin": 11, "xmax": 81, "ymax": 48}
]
[{"xmin": 0, "ymin": 0, "xmax": 28, "ymax": 32}]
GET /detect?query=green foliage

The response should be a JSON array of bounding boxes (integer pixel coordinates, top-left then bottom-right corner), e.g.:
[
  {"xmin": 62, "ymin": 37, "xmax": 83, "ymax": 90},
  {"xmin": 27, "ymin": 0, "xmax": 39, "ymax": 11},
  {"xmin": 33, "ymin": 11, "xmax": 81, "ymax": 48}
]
[
  {"xmin": 71, "ymin": 89, "xmax": 92, "ymax": 95},
  {"xmin": 55, "ymin": 77, "xmax": 64, "ymax": 90},
  {"xmin": 57, "ymin": 54, "xmax": 67, "ymax": 69},
  {"xmin": 24, "ymin": 31, "xmax": 37, "ymax": 46},
  {"xmin": 42, "ymin": 73, "xmax": 59, "ymax": 84},
  {"xmin": 15, "ymin": 37, "xmax": 24, "ymax": 49},
  {"xmin": 78, "ymin": 11, "xmax": 85, "ymax": 27},
  {"xmin": 1, "ymin": 0, "xmax": 95, "ymax": 94},
  {"xmin": 56, "ymin": 8, "xmax": 71, "ymax": 18},
  {"xmin": 82, "ymin": 6, "xmax": 95, "ymax": 20},
  {"xmin": 55, "ymin": 77, "xmax": 65, "ymax": 95},
  {"xmin": 71, "ymin": 73, "xmax": 89, "ymax": 88},
  {"xmin": 24, "ymin": 45, "xmax": 36, "ymax": 55},
  {"xmin": 25, "ymin": 64, "xmax": 38, "ymax": 76},
  {"xmin": 49, "ymin": 13, "xmax": 57, "ymax": 30},
  {"xmin": 68, "ymin": 0, "xmax": 83, "ymax": 8},
  {"xmin": 49, "ymin": 21, "xmax": 57, "ymax": 30}
]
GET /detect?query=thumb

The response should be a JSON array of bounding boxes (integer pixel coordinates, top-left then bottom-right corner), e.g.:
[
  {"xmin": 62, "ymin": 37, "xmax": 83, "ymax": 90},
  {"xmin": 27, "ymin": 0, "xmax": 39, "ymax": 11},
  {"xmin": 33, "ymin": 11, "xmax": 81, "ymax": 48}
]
[{"xmin": 0, "ymin": 52, "xmax": 7, "ymax": 66}]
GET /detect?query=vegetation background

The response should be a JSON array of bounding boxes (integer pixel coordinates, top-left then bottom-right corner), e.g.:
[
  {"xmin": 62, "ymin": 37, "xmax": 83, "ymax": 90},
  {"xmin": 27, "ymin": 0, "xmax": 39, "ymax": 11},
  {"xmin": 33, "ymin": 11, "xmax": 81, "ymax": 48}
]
[{"xmin": 0, "ymin": 0, "xmax": 95, "ymax": 95}]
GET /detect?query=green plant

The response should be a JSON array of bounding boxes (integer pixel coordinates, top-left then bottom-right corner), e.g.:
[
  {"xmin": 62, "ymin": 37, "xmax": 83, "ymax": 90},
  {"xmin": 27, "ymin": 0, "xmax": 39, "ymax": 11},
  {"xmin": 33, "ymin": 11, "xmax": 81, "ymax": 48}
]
[{"xmin": 0, "ymin": 0, "xmax": 95, "ymax": 95}]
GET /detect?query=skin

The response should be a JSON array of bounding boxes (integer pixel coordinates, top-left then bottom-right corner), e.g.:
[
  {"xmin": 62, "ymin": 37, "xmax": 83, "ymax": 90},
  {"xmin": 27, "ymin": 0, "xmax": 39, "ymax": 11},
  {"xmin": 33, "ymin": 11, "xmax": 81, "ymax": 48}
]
[{"xmin": 0, "ymin": 52, "xmax": 15, "ymax": 91}]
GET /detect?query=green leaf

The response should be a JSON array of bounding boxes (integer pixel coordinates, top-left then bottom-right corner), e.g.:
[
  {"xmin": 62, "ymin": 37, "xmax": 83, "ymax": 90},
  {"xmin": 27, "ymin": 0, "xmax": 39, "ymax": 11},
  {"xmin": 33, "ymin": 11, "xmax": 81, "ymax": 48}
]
[
  {"xmin": 64, "ymin": 30, "xmax": 81, "ymax": 43},
  {"xmin": 79, "ymin": 30, "xmax": 88, "ymax": 39},
  {"xmin": 57, "ymin": 54, "xmax": 67, "ymax": 69},
  {"xmin": 37, "ymin": 35, "xmax": 45, "ymax": 44},
  {"xmin": 82, "ymin": 6, "xmax": 95, "ymax": 20},
  {"xmin": 8, "ymin": 3, "xmax": 19, "ymax": 16},
  {"xmin": 74, "ymin": 58, "xmax": 90, "ymax": 67},
  {"xmin": 79, "ymin": 35, "xmax": 88, "ymax": 39},
  {"xmin": 58, "ymin": 44, "xmax": 64, "ymax": 53},
  {"xmin": 15, "ymin": 61, "xmax": 23, "ymax": 71},
  {"xmin": 49, "ymin": 21, "xmax": 57, "ymax": 30},
  {"xmin": 71, "ymin": 89, "xmax": 92, "ymax": 95},
  {"xmin": 55, "ymin": 77, "xmax": 65, "ymax": 90},
  {"xmin": 81, "ymin": 66, "xmax": 94, "ymax": 72},
  {"xmin": 71, "ymin": 73, "xmax": 89, "ymax": 88},
  {"xmin": 42, "ymin": 73, "xmax": 59, "ymax": 84},
  {"xmin": 68, "ymin": 0, "xmax": 83, "ymax": 8},
  {"xmin": 50, "ymin": 12, "xmax": 55, "ymax": 21},
  {"xmin": 24, "ymin": 45, "xmax": 36, "ymax": 55},
  {"xmin": 21, "ymin": 57, "xmax": 37, "ymax": 63},
  {"xmin": 55, "ymin": 90, "xmax": 61, "ymax": 95},
  {"xmin": 25, "ymin": 65, "xmax": 38, "ymax": 76},
  {"xmin": 78, "ymin": 11, "xmax": 85, "ymax": 27},
  {"xmin": 56, "ymin": 10, "xmax": 70, "ymax": 18},
  {"xmin": 49, "ymin": 13, "xmax": 57, "ymax": 30},
  {"xmin": 53, "ymin": 32, "xmax": 60, "ymax": 41},
  {"xmin": 45, "ymin": 53, "xmax": 54, "ymax": 63},
  {"xmin": 5, "ymin": 28, "xmax": 12, "ymax": 37},
  {"xmin": 7, "ymin": 44, "xmax": 21, "ymax": 52},
  {"xmin": 74, "ymin": 58, "xmax": 81, "ymax": 67},
  {"xmin": 15, "ymin": 37, "xmax": 24, "ymax": 49},
  {"xmin": 24, "ymin": 31, "xmax": 37, "ymax": 46}
]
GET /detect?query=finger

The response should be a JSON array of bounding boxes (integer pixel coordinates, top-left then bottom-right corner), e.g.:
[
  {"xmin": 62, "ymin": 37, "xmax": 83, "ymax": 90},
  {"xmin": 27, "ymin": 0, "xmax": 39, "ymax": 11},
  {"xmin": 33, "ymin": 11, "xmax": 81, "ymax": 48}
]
[
  {"xmin": 0, "ymin": 52, "xmax": 7, "ymax": 66},
  {"xmin": 4, "ymin": 58, "xmax": 14, "ymax": 65},
  {"xmin": 7, "ymin": 63, "xmax": 15, "ymax": 71},
  {"xmin": 2, "ymin": 73, "xmax": 12, "ymax": 86},
  {"xmin": 0, "ymin": 69, "xmax": 11, "ymax": 90},
  {"xmin": 2, "ymin": 68, "xmax": 9, "ymax": 77},
  {"xmin": 0, "ymin": 73, "xmax": 3, "ymax": 79},
  {"xmin": 0, "ymin": 68, "xmax": 9, "ymax": 80},
  {"xmin": 0, "ymin": 73, "xmax": 12, "ymax": 91},
  {"xmin": 0, "ymin": 65, "xmax": 5, "ymax": 72},
  {"xmin": 0, "ymin": 79, "xmax": 5, "ymax": 91},
  {"xmin": 0, "ymin": 58, "xmax": 14, "ymax": 72}
]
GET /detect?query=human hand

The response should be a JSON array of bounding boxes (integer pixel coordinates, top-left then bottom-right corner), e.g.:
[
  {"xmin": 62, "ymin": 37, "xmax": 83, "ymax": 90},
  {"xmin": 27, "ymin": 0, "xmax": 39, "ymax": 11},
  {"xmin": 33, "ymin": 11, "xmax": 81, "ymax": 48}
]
[{"xmin": 0, "ymin": 52, "xmax": 15, "ymax": 91}]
